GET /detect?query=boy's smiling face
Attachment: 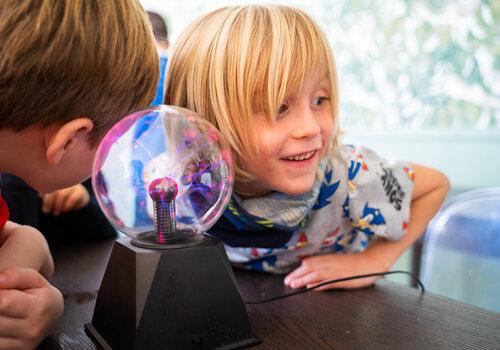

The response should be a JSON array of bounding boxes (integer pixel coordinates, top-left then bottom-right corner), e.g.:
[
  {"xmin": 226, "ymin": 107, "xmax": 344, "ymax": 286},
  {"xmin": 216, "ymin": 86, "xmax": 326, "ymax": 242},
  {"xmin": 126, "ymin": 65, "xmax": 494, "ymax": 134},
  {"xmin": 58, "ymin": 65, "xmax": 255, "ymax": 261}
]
[{"xmin": 236, "ymin": 69, "xmax": 334, "ymax": 198}]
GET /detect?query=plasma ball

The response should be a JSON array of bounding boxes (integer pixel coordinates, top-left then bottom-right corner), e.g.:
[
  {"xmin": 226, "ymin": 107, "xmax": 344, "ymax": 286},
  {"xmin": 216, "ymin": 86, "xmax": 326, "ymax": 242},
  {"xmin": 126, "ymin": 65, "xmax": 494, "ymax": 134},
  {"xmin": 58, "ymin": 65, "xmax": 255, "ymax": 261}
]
[{"xmin": 91, "ymin": 106, "xmax": 234, "ymax": 239}]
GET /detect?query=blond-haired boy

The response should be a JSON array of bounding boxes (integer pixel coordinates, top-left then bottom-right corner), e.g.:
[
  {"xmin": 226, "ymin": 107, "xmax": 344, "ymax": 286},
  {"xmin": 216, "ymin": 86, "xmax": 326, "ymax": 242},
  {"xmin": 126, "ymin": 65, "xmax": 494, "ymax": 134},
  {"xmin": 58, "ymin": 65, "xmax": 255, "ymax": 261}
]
[
  {"xmin": 165, "ymin": 5, "xmax": 449, "ymax": 289},
  {"xmin": 0, "ymin": 1, "xmax": 158, "ymax": 348}
]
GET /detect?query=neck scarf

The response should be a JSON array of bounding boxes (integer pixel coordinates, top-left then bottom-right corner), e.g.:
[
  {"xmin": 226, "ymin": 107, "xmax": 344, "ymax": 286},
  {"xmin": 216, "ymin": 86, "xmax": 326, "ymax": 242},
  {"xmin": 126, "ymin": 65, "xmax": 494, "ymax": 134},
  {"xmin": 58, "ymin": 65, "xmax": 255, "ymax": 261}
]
[{"xmin": 208, "ymin": 160, "xmax": 331, "ymax": 248}]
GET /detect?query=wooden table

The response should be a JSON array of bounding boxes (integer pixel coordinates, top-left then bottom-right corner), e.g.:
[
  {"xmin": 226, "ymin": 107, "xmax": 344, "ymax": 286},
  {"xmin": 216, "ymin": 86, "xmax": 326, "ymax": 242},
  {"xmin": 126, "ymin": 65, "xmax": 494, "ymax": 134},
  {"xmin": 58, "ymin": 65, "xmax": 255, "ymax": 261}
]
[{"xmin": 39, "ymin": 239, "xmax": 500, "ymax": 349}]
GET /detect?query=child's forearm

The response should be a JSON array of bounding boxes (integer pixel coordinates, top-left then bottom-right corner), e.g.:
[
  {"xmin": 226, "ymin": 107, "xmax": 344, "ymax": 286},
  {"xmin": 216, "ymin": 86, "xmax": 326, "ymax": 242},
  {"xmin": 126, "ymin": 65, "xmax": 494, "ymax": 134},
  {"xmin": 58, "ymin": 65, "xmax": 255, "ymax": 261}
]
[
  {"xmin": 0, "ymin": 221, "xmax": 54, "ymax": 277},
  {"xmin": 364, "ymin": 167, "xmax": 450, "ymax": 269}
]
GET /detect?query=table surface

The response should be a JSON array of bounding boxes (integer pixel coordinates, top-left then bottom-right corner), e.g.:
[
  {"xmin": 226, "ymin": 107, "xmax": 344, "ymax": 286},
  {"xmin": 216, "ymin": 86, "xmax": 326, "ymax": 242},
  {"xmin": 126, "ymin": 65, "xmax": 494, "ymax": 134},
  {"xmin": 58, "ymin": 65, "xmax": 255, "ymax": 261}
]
[{"xmin": 39, "ymin": 239, "xmax": 500, "ymax": 350}]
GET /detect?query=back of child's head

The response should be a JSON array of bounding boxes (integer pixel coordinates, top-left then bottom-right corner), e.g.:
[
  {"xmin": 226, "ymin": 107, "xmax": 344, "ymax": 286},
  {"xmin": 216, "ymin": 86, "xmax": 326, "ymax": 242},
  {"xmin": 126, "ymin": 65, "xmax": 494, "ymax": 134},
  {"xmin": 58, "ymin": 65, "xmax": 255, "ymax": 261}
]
[
  {"xmin": 0, "ymin": 0, "xmax": 159, "ymax": 144},
  {"xmin": 165, "ymin": 5, "xmax": 339, "ymax": 180},
  {"xmin": 147, "ymin": 11, "xmax": 169, "ymax": 48}
]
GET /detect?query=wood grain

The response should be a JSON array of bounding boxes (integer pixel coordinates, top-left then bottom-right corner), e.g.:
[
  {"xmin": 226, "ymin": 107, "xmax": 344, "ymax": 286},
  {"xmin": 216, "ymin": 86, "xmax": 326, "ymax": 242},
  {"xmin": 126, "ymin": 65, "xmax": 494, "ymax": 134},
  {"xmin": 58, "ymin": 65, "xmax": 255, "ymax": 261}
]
[{"xmin": 39, "ymin": 239, "xmax": 500, "ymax": 349}]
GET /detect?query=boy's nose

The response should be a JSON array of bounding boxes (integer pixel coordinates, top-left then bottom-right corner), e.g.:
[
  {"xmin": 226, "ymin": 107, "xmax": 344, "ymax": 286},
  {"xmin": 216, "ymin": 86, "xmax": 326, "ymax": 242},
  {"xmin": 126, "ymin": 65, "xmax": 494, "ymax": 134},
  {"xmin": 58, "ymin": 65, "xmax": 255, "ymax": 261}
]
[{"xmin": 293, "ymin": 107, "xmax": 321, "ymax": 139}]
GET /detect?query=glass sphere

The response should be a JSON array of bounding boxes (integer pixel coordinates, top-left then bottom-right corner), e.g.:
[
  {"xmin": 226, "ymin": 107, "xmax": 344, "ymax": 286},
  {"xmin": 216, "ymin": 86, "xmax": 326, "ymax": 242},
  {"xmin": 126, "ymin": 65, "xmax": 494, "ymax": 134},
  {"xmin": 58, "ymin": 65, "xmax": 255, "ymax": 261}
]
[{"xmin": 92, "ymin": 105, "xmax": 234, "ymax": 243}]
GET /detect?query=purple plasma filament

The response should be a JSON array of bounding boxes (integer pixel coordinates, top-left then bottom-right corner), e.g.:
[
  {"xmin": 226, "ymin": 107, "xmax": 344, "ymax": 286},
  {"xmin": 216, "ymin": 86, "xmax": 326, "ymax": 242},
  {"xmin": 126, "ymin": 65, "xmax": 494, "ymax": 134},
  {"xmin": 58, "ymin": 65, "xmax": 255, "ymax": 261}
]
[{"xmin": 148, "ymin": 177, "xmax": 178, "ymax": 243}]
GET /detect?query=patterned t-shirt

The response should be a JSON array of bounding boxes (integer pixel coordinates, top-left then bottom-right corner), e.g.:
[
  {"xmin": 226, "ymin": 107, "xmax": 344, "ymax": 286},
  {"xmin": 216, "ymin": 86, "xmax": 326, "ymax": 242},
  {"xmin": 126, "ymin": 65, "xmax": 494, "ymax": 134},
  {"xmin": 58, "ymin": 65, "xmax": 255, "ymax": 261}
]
[{"xmin": 222, "ymin": 145, "xmax": 415, "ymax": 273}]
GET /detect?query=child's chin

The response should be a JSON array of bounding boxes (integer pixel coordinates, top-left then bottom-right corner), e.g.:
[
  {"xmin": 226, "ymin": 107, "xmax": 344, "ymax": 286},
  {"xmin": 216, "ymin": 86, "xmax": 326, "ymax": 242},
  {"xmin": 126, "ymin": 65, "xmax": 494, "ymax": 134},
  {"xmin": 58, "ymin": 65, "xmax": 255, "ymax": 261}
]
[{"xmin": 280, "ymin": 183, "xmax": 315, "ymax": 197}]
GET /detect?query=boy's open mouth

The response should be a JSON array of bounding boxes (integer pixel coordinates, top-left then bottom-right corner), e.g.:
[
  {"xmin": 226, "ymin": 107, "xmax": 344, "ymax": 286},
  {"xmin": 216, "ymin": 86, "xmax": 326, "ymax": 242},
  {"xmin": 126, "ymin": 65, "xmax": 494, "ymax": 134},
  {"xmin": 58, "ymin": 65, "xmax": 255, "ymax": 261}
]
[{"xmin": 282, "ymin": 150, "xmax": 317, "ymax": 161}]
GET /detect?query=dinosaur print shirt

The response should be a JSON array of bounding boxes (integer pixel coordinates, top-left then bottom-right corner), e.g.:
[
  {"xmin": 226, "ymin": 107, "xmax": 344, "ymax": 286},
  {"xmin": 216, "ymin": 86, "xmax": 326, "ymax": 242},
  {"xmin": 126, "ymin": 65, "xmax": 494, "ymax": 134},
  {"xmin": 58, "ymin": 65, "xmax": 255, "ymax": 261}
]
[{"xmin": 220, "ymin": 145, "xmax": 415, "ymax": 273}]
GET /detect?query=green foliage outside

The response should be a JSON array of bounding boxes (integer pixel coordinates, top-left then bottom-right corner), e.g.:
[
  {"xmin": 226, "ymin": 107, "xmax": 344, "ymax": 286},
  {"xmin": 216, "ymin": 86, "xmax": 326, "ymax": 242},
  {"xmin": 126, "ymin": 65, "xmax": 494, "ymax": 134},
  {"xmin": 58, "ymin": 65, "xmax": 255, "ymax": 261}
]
[{"xmin": 319, "ymin": 0, "xmax": 499, "ymax": 130}]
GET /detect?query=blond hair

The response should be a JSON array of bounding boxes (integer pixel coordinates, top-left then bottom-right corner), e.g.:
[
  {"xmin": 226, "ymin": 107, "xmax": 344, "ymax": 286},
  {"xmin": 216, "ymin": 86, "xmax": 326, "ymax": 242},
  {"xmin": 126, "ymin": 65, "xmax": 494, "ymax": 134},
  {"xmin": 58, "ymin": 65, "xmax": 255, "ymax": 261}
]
[
  {"xmin": 165, "ymin": 5, "xmax": 339, "ymax": 180},
  {"xmin": 0, "ymin": 0, "xmax": 158, "ymax": 144}
]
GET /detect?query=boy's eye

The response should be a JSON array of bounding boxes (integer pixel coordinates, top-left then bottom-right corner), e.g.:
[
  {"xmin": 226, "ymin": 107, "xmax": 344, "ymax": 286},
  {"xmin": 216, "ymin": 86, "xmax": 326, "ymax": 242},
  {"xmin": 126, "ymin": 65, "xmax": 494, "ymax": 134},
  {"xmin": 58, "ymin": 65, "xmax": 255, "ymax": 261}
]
[
  {"xmin": 278, "ymin": 103, "xmax": 289, "ymax": 115},
  {"xmin": 312, "ymin": 96, "xmax": 329, "ymax": 107}
]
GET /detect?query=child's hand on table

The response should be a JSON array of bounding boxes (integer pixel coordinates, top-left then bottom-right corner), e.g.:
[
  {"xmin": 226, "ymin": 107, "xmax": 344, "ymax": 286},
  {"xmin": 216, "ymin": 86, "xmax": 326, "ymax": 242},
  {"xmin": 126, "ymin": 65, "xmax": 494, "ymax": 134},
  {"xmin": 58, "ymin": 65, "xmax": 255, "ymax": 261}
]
[
  {"xmin": 0, "ymin": 267, "xmax": 63, "ymax": 349},
  {"xmin": 41, "ymin": 184, "xmax": 90, "ymax": 216},
  {"xmin": 284, "ymin": 251, "xmax": 390, "ymax": 291}
]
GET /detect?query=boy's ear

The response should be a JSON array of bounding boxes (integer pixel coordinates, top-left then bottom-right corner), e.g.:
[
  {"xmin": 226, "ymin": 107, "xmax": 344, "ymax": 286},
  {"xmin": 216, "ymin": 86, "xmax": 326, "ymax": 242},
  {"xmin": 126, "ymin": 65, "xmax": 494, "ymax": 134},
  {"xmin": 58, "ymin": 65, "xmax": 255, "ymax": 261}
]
[{"xmin": 45, "ymin": 118, "xmax": 94, "ymax": 166}]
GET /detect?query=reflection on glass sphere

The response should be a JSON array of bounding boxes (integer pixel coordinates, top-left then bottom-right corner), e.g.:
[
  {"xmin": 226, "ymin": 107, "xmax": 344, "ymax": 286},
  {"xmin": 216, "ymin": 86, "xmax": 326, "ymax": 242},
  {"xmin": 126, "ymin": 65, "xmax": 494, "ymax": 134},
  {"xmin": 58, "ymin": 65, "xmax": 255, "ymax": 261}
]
[{"xmin": 92, "ymin": 105, "xmax": 233, "ymax": 244}]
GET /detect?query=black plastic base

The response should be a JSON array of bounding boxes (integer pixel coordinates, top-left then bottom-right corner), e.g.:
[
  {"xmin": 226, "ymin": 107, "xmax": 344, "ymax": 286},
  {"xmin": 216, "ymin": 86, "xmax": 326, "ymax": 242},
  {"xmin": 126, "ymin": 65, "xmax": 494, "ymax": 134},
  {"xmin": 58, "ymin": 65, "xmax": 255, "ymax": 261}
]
[
  {"xmin": 85, "ymin": 237, "xmax": 260, "ymax": 349},
  {"xmin": 131, "ymin": 229, "xmax": 206, "ymax": 249}
]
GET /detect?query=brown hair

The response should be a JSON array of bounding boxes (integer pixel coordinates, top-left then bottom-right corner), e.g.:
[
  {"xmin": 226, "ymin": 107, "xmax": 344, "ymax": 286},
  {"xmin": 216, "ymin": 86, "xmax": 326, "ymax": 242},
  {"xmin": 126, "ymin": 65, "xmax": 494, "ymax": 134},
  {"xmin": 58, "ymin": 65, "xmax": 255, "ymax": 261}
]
[
  {"xmin": 0, "ymin": 0, "xmax": 159, "ymax": 144},
  {"xmin": 147, "ymin": 11, "xmax": 169, "ymax": 46}
]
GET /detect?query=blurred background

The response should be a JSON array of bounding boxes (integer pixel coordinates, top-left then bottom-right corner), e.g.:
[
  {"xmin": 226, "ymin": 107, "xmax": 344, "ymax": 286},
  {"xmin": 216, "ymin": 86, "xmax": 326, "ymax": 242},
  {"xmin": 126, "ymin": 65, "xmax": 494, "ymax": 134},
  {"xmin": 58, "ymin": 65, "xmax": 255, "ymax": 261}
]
[{"xmin": 140, "ymin": 0, "xmax": 499, "ymax": 311}]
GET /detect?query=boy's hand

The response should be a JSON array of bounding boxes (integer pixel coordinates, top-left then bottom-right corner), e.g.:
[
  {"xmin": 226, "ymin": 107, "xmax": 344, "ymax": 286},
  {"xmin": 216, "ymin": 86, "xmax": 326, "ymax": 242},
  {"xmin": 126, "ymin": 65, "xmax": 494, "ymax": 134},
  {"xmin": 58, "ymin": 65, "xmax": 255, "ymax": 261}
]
[
  {"xmin": 0, "ymin": 267, "xmax": 63, "ymax": 350},
  {"xmin": 284, "ymin": 251, "xmax": 390, "ymax": 291},
  {"xmin": 41, "ymin": 184, "xmax": 90, "ymax": 216}
]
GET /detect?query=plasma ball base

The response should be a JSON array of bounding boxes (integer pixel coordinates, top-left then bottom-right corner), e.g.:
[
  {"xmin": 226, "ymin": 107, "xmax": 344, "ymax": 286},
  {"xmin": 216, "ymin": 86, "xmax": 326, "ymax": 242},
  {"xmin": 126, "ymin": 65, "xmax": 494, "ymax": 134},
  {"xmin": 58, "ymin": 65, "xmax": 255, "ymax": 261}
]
[
  {"xmin": 131, "ymin": 229, "xmax": 206, "ymax": 250},
  {"xmin": 85, "ymin": 237, "xmax": 260, "ymax": 349}
]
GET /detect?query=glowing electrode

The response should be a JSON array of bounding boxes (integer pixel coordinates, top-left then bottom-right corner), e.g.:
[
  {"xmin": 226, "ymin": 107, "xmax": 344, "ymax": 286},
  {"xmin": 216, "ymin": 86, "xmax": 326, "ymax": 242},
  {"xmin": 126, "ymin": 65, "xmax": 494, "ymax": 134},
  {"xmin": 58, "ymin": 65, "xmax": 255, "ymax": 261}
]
[{"xmin": 148, "ymin": 177, "xmax": 178, "ymax": 244}]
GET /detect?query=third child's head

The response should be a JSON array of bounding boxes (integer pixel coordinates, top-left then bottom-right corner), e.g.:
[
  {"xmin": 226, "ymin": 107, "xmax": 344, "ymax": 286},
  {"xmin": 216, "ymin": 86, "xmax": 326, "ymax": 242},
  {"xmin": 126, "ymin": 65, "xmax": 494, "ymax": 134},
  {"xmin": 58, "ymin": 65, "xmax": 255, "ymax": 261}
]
[
  {"xmin": 165, "ymin": 5, "xmax": 339, "ymax": 197},
  {"xmin": 0, "ymin": 0, "xmax": 158, "ymax": 192}
]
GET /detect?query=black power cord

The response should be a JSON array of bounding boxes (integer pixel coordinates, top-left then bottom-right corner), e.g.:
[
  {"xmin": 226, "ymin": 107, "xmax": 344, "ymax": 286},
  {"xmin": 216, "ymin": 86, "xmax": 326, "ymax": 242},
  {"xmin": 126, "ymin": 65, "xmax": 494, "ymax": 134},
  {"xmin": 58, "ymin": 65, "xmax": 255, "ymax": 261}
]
[{"xmin": 244, "ymin": 270, "xmax": 425, "ymax": 304}]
